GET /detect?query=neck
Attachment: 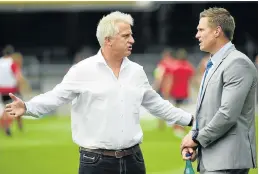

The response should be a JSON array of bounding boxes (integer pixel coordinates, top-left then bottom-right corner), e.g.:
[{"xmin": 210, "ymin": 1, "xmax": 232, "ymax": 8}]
[
  {"xmin": 101, "ymin": 47, "xmax": 123, "ymax": 69},
  {"xmin": 210, "ymin": 38, "xmax": 230, "ymax": 55}
]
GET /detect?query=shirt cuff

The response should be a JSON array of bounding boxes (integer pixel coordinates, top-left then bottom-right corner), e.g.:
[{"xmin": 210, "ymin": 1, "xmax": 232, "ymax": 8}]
[
  {"xmin": 168, "ymin": 112, "xmax": 192, "ymax": 126},
  {"xmin": 24, "ymin": 102, "xmax": 40, "ymax": 118}
]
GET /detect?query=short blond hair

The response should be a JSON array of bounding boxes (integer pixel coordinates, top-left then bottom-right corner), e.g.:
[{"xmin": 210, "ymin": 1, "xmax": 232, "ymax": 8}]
[
  {"xmin": 200, "ymin": 7, "xmax": 235, "ymax": 41},
  {"xmin": 96, "ymin": 11, "xmax": 134, "ymax": 47}
]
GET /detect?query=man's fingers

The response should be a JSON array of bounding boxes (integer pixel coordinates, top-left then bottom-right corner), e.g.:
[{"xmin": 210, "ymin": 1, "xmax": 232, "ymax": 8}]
[
  {"xmin": 5, "ymin": 104, "xmax": 12, "ymax": 108},
  {"xmin": 188, "ymin": 147, "xmax": 194, "ymax": 154},
  {"xmin": 9, "ymin": 93, "xmax": 19, "ymax": 101},
  {"xmin": 180, "ymin": 146, "xmax": 186, "ymax": 152},
  {"xmin": 9, "ymin": 112, "xmax": 15, "ymax": 116},
  {"xmin": 186, "ymin": 148, "xmax": 197, "ymax": 161},
  {"xmin": 180, "ymin": 140, "xmax": 186, "ymax": 148},
  {"xmin": 181, "ymin": 148, "xmax": 192, "ymax": 160},
  {"xmin": 180, "ymin": 142, "xmax": 187, "ymax": 150},
  {"xmin": 182, "ymin": 153, "xmax": 192, "ymax": 160},
  {"xmin": 182, "ymin": 151, "xmax": 188, "ymax": 160},
  {"xmin": 3, "ymin": 112, "xmax": 15, "ymax": 119},
  {"xmin": 183, "ymin": 156, "xmax": 191, "ymax": 160},
  {"xmin": 191, "ymin": 152, "xmax": 197, "ymax": 161},
  {"xmin": 5, "ymin": 108, "xmax": 12, "ymax": 112}
]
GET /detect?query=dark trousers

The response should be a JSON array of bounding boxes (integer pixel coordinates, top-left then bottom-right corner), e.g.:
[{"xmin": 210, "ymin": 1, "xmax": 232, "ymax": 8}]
[{"xmin": 78, "ymin": 147, "xmax": 146, "ymax": 174}]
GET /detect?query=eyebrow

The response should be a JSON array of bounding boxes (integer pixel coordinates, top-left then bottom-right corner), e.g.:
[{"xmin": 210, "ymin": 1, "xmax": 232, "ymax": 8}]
[{"xmin": 122, "ymin": 33, "xmax": 133, "ymax": 36}]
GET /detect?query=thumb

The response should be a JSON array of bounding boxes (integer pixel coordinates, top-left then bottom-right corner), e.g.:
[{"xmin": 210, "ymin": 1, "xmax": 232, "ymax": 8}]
[
  {"xmin": 9, "ymin": 93, "xmax": 19, "ymax": 101},
  {"xmin": 188, "ymin": 147, "xmax": 194, "ymax": 154}
]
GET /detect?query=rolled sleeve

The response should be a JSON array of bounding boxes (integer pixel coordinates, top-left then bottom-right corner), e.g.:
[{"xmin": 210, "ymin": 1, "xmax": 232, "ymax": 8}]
[
  {"xmin": 25, "ymin": 102, "xmax": 41, "ymax": 118},
  {"xmin": 167, "ymin": 111, "xmax": 192, "ymax": 126},
  {"xmin": 139, "ymin": 67, "xmax": 193, "ymax": 126},
  {"xmin": 23, "ymin": 65, "xmax": 80, "ymax": 118}
]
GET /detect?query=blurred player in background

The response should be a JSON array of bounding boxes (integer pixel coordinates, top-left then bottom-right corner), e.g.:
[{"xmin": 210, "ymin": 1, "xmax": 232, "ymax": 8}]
[
  {"xmin": 153, "ymin": 48, "xmax": 175, "ymax": 94},
  {"xmin": 0, "ymin": 45, "xmax": 16, "ymax": 136},
  {"xmin": 0, "ymin": 46, "xmax": 30, "ymax": 136},
  {"xmin": 11, "ymin": 52, "xmax": 32, "ymax": 131},
  {"xmin": 153, "ymin": 48, "xmax": 176, "ymax": 130},
  {"xmin": 160, "ymin": 48, "xmax": 195, "ymax": 137}
]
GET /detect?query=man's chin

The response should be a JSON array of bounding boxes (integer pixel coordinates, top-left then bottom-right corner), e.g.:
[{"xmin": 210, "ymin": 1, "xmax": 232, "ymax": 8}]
[
  {"xmin": 125, "ymin": 51, "xmax": 132, "ymax": 57},
  {"xmin": 199, "ymin": 46, "xmax": 206, "ymax": 52}
]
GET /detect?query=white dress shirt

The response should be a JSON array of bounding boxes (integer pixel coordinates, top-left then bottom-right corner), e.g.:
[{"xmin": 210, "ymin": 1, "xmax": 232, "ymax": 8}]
[{"xmin": 25, "ymin": 50, "xmax": 192, "ymax": 150}]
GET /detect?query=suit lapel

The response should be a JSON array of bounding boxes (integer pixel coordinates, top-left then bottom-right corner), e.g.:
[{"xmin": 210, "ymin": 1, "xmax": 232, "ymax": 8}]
[{"xmin": 196, "ymin": 45, "xmax": 236, "ymax": 113}]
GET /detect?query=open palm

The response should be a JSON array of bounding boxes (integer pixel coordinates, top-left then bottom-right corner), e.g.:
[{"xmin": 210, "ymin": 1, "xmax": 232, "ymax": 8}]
[{"xmin": 5, "ymin": 93, "xmax": 26, "ymax": 118}]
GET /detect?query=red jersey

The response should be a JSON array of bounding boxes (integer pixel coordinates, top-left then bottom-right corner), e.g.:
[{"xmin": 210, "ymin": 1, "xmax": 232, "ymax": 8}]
[
  {"xmin": 158, "ymin": 57, "xmax": 175, "ymax": 72},
  {"xmin": 167, "ymin": 59, "xmax": 194, "ymax": 99},
  {"xmin": 157, "ymin": 57, "xmax": 176, "ymax": 95}
]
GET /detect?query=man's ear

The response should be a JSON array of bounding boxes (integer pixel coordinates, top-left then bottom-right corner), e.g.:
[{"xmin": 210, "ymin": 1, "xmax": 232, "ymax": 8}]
[
  {"xmin": 214, "ymin": 26, "xmax": 222, "ymax": 38},
  {"xmin": 104, "ymin": 36, "xmax": 112, "ymax": 47}
]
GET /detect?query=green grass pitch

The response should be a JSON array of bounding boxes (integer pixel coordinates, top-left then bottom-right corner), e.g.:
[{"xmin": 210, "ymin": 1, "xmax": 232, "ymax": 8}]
[{"xmin": 0, "ymin": 116, "xmax": 257, "ymax": 174}]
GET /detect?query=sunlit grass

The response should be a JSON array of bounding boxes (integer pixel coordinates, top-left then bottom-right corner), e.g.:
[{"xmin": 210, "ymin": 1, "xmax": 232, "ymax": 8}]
[{"xmin": 0, "ymin": 115, "xmax": 257, "ymax": 174}]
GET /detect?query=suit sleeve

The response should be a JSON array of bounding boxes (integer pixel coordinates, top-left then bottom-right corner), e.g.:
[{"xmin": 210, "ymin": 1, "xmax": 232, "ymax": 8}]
[{"xmin": 196, "ymin": 58, "xmax": 256, "ymax": 147}]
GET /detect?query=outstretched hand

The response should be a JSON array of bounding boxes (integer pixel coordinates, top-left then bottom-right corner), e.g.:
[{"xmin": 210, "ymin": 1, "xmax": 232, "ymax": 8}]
[{"xmin": 4, "ymin": 93, "xmax": 26, "ymax": 118}]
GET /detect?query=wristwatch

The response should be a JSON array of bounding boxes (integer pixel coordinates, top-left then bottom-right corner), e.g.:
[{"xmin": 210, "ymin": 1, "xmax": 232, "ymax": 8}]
[{"xmin": 192, "ymin": 130, "xmax": 200, "ymax": 145}]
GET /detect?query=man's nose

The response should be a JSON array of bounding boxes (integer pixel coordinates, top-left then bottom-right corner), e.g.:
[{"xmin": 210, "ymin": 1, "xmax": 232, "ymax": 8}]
[
  {"xmin": 195, "ymin": 32, "xmax": 200, "ymax": 39},
  {"xmin": 129, "ymin": 36, "xmax": 135, "ymax": 44}
]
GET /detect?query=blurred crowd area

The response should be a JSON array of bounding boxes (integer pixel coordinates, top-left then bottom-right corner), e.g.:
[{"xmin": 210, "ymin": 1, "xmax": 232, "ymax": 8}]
[{"xmin": 0, "ymin": 1, "xmax": 258, "ymax": 115}]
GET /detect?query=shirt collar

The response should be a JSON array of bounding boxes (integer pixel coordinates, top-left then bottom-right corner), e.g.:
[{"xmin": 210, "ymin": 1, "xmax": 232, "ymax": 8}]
[
  {"xmin": 95, "ymin": 49, "xmax": 130, "ymax": 69},
  {"xmin": 96, "ymin": 49, "xmax": 108, "ymax": 65},
  {"xmin": 210, "ymin": 41, "xmax": 233, "ymax": 65}
]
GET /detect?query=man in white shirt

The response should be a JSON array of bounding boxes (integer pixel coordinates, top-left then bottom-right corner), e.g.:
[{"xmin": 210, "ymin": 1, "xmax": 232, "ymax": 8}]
[{"xmin": 4, "ymin": 11, "xmax": 193, "ymax": 174}]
